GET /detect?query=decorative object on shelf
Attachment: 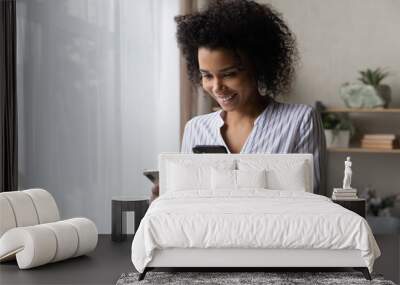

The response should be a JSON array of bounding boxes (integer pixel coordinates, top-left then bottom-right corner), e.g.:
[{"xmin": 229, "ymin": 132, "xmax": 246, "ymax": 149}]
[
  {"xmin": 361, "ymin": 186, "xmax": 400, "ymax": 234},
  {"xmin": 339, "ymin": 83, "xmax": 384, "ymax": 108},
  {"xmin": 358, "ymin": 68, "xmax": 391, "ymax": 108},
  {"xmin": 361, "ymin": 133, "xmax": 399, "ymax": 150},
  {"xmin": 321, "ymin": 108, "xmax": 400, "ymax": 113},
  {"xmin": 339, "ymin": 67, "xmax": 392, "ymax": 109},
  {"xmin": 343, "ymin": 156, "xmax": 352, "ymax": 189},
  {"xmin": 332, "ymin": 188, "xmax": 358, "ymax": 200},
  {"xmin": 324, "ymin": 128, "xmax": 350, "ymax": 148},
  {"xmin": 318, "ymin": 103, "xmax": 400, "ymax": 153},
  {"xmin": 361, "ymin": 186, "xmax": 400, "ymax": 217},
  {"xmin": 332, "ymin": 156, "xmax": 358, "ymax": 200},
  {"xmin": 316, "ymin": 101, "xmax": 354, "ymax": 148}
]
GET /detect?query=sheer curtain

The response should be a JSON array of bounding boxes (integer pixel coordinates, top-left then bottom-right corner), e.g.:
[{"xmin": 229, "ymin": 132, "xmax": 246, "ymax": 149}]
[
  {"xmin": 179, "ymin": 0, "xmax": 213, "ymax": 140},
  {"xmin": 16, "ymin": 0, "xmax": 180, "ymax": 233}
]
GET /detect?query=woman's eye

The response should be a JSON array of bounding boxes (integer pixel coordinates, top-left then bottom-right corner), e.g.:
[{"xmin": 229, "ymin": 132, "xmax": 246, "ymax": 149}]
[
  {"xmin": 223, "ymin": 72, "xmax": 236, "ymax": 78},
  {"xmin": 201, "ymin": 74, "xmax": 213, "ymax": 80}
]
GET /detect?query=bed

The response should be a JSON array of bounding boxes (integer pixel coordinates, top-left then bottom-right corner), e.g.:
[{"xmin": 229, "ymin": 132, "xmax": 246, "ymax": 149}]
[{"xmin": 131, "ymin": 153, "xmax": 380, "ymax": 280}]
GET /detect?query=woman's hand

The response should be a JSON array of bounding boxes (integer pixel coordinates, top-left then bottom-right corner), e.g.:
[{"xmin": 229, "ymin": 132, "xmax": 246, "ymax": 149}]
[{"xmin": 150, "ymin": 183, "xmax": 159, "ymax": 204}]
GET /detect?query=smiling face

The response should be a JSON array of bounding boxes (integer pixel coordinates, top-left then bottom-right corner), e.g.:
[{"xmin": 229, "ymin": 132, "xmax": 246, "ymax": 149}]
[{"xmin": 198, "ymin": 47, "xmax": 260, "ymax": 113}]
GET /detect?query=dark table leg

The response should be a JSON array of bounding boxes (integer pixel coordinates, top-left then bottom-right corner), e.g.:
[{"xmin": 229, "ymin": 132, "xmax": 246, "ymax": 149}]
[{"xmin": 112, "ymin": 200, "xmax": 126, "ymax": 242}]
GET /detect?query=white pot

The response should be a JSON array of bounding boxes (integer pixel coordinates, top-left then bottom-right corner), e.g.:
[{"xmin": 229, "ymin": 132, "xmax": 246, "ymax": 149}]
[{"xmin": 324, "ymin": 129, "xmax": 350, "ymax": 148}]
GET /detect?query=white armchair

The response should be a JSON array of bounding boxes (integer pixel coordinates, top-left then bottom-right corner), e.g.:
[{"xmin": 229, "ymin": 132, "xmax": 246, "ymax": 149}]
[{"xmin": 0, "ymin": 188, "xmax": 98, "ymax": 269}]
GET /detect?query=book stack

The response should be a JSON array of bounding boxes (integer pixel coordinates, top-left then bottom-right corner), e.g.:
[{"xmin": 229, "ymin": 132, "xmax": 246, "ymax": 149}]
[
  {"xmin": 361, "ymin": 134, "xmax": 398, "ymax": 150},
  {"xmin": 332, "ymin": 188, "xmax": 358, "ymax": 200}
]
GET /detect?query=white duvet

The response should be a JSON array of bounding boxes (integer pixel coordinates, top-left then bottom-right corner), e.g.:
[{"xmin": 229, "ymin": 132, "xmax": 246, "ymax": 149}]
[{"xmin": 131, "ymin": 190, "xmax": 380, "ymax": 273}]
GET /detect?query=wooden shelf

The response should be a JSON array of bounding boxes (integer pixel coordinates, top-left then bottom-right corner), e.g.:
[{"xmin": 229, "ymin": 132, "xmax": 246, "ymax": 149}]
[
  {"xmin": 328, "ymin": 147, "xmax": 400, "ymax": 154},
  {"xmin": 213, "ymin": 107, "xmax": 400, "ymax": 113},
  {"xmin": 323, "ymin": 108, "xmax": 400, "ymax": 113}
]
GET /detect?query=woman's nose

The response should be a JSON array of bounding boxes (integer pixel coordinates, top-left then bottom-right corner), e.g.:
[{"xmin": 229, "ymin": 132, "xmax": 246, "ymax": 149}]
[{"xmin": 212, "ymin": 78, "xmax": 225, "ymax": 93}]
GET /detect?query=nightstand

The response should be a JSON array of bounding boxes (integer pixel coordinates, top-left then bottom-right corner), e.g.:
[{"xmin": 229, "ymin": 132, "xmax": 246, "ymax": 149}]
[
  {"xmin": 111, "ymin": 196, "xmax": 149, "ymax": 242},
  {"xmin": 332, "ymin": 199, "xmax": 366, "ymax": 218}
]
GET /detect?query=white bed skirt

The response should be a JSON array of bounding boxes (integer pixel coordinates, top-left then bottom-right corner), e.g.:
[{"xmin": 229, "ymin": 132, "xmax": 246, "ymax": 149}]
[{"xmin": 148, "ymin": 248, "xmax": 366, "ymax": 268}]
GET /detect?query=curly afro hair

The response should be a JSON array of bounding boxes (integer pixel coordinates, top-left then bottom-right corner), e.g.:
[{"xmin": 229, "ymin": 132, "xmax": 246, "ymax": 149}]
[{"xmin": 175, "ymin": 0, "xmax": 298, "ymax": 97}]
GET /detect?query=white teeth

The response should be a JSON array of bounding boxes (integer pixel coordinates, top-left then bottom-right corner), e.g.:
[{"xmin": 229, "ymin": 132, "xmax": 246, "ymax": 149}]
[{"xmin": 220, "ymin": 95, "xmax": 235, "ymax": 102}]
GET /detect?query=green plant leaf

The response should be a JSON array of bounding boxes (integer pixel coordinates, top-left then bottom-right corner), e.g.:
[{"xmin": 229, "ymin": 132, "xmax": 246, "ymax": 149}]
[{"xmin": 358, "ymin": 67, "xmax": 390, "ymax": 86}]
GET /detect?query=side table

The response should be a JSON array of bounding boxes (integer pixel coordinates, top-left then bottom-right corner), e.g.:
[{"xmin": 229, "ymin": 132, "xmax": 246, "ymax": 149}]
[
  {"xmin": 112, "ymin": 196, "xmax": 149, "ymax": 242},
  {"xmin": 332, "ymin": 198, "xmax": 366, "ymax": 218}
]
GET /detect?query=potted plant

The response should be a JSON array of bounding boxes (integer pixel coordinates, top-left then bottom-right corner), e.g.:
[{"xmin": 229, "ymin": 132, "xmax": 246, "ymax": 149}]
[
  {"xmin": 321, "ymin": 113, "xmax": 354, "ymax": 148},
  {"xmin": 361, "ymin": 186, "xmax": 400, "ymax": 234},
  {"xmin": 315, "ymin": 101, "xmax": 354, "ymax": 148},
  {"xmin": 358, "ymin": 67, "xmax": 391, "ymax": 108},
  {"xmin": 339, "ymin": 67, "xmax": 391, "ymax": 109}
]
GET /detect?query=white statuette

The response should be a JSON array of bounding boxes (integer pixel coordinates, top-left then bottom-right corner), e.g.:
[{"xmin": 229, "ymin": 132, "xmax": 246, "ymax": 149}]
[{"xmin": 342, "ymin": 156, "xmax": 352, "ymax": 190}]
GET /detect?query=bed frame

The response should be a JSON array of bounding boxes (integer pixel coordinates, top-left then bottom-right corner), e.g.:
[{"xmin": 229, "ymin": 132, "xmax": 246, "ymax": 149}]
[
  {"xmin": 138, "ymin": 248, "xmax": 371, "ymax": 280},
  {"xmin": 137, "ymin": 154, "xmax": 372, "ymax": 281}
]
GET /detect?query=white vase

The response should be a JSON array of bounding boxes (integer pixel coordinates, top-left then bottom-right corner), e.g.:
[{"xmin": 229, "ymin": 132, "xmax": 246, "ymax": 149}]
[{"xmin": 324, "ymin": 129, "xmax": 350, "ymax": 148}]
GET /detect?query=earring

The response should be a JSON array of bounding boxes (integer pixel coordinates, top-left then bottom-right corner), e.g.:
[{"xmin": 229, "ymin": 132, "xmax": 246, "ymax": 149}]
[{"xmin": 257, "ymin": 79, "xmax": 268, "ymax": 96}]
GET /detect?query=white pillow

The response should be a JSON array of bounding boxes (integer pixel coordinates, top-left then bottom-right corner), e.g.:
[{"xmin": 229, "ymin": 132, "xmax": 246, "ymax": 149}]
[
  {"xmin": 211, "ymin": 168, "xmax": 267, "ymax": 190},
  {"xmin": 237, "ymin": 159, "xmax": 309, "ymax": 192},
  {"xmin": 211, "ymin": 168, "xmax": 236, "ymax": 190},
  {"xmin": 266, "ymin": 161, "xmax": 307, "ymax": 191},
  {"xmin": 167, "ymin": 162, "xmax": 209, "ymax": 191},
  {"xmin": 166, "ymin": 160, "xmax": 235, "ymax": 192},
  {"xmin": 236, "ymin": 169, "xmax": 267, "ymax": 188}
]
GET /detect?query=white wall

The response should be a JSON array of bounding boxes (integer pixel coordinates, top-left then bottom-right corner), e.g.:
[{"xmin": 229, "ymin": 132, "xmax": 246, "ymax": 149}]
[
  {"xmin": 16, "ymin": 0, "xmax": 180, "ymax": 233},
  {"xmin": 260, "ymin": 0, "xmax": 400, "ymax": 217},
  {"xmin": 263, "ymin": 0, "xmax": 400, "ymax": 107}
]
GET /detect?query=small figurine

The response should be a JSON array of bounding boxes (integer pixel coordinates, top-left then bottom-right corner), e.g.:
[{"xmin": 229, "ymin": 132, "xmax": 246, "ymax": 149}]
[
  {"xmin": 342, "ymin": 156, "xmax": 352, "ymax": 189},
  {"xmin": 332, "ymin": 156, "xmax": 358, "ymax": 200}
]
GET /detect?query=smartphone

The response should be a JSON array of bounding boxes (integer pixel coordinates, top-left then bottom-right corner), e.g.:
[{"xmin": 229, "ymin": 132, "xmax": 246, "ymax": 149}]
[
  {"xmin": 143, "ymin": 169, "xmax": 159, "ymax": 184},
  {"xmin": 192, "ymin": 145, "xmax": 228, "ymax": 154}
]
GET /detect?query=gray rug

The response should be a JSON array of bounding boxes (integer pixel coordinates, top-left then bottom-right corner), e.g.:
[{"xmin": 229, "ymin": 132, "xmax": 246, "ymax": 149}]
[{"xmin": 116, "ymin": 271, "xmax": 396, "ymax": 285}]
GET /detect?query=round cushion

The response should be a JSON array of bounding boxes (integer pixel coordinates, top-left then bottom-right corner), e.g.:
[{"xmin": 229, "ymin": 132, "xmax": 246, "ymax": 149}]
[
  {"xmin": 0, "ymin": 196, "xmax": 17, "ymax": 237},
  {"xmin": 0, "ymin": 218, "xmax": 98, "ymax": 269}
]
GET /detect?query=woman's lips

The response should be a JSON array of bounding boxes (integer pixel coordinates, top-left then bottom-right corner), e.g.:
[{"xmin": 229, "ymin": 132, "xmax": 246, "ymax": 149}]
[{"xmin": 216, "ymin": 93, "xmax": 237, "ymax": 105}]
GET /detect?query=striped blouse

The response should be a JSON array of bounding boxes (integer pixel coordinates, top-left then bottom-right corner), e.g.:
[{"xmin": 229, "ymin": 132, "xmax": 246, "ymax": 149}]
[{"xmin": 181, "ymin": 100, "xmax": 327, "ymax": 195}]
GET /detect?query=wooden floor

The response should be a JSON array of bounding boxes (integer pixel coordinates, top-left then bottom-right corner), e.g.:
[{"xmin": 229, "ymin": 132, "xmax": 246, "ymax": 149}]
[
  {"xmin": 1, "ymin": 234, "xmax": 398, "ymax": 284},
  {"xmin": 0, "ymin": 235, "xmax": 134, "ymax": 285}
]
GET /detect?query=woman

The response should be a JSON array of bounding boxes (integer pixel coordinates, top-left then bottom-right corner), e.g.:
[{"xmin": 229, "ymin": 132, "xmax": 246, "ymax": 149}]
[{"xmin": 151, "ymin": 0, "xmax": 326, "ymax": 201}]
